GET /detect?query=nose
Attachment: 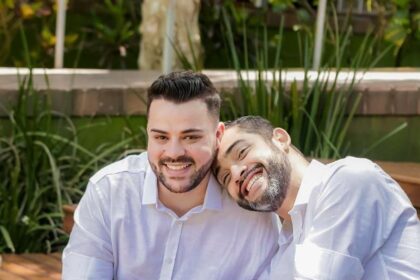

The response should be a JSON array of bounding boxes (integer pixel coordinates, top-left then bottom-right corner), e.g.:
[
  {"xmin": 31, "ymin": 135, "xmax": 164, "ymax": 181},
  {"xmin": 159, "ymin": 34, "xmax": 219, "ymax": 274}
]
[
  {"xmin": 231, "ymin": 164, "xmax": 246, "ymax": 185},
  {"xmin": 165, "ymin": 139, "xmax": 186, "ymax": 159}
]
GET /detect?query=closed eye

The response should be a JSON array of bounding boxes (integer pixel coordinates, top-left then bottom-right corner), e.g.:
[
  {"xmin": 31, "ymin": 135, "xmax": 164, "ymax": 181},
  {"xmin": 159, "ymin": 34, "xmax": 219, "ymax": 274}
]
[
  {"xmin": 223, "ymin": 172, "xmax": 231, "ymax": 186},
  {"xmin": 238, "ymin": 147, "xmax": 248, "ymax": 160}
]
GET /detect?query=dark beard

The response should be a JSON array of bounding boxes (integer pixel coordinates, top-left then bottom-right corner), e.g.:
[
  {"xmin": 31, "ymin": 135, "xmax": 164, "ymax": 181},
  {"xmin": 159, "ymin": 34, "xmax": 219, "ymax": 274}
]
[
  {"xmin": 237, "ymin": 151, "xmax": 291, "ymax": 212},
  {"xmin": 151, "ymin": 154, "xmax": 215, "ymax": 193}
]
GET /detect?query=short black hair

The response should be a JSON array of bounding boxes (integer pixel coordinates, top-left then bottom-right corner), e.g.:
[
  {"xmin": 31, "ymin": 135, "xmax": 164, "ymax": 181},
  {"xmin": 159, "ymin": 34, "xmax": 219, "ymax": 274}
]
[
  {"xmin": 226, "ymin": 116, "xmax": 303, "ymax": 155},
  {"xmin": 147, "ymin": 71, "xmax": 221, "ymax": 120},
  {"xmin": 225, "ymin": 116, "xmax": 274, "ymax": 140}
]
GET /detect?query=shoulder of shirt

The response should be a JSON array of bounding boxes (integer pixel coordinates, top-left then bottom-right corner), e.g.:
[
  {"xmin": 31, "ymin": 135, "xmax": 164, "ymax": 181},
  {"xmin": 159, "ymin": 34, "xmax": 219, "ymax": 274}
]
[
  {"xmin": 323, "ymin": 156, "xmax": 386, "ymax": 191},
  {"xmin": 327, "ymin": 156, "xmax": 377, "ymax": 174},
  {"xmin": 89, "ymin": 152, "xmax": 149, "ymax": 184}
]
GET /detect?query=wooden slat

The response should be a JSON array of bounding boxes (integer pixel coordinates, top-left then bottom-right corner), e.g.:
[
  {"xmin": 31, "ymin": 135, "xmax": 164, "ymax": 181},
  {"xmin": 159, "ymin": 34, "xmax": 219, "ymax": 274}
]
[
  {"xmin": 49, "ymin": 253, "xmax": 62, "ymax": 262},
  {"xmin": 0, "ymin": 254, "xmax": 62, "ymax": 280},
  {"xmin": 1, "ymin": 259, "xmax": 39, "ymax": 278},
  {"xmin": 21, "ymin": 254, "xmax": 62, "ymax": 272},
  {"xmin": 0, "ymin": 269, "xmax": 26, "ymax": 280},
  {"xmin": 399, "ymin": 182, "xmax": 420, "ymax": 208},
  {"xmin": 63, "ymin": 204, "xmax": 77, "ymax": 234},
  {"xmin": 376, "ymin": 161, "xmax": 420, "ymax": 183}
]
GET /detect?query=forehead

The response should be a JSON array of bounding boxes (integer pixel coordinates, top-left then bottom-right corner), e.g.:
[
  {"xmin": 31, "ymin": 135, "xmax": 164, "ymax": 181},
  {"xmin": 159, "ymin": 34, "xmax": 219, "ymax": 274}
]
[
  {"xmin": 219, "ymin": 128, "xmax": 261, "ymax": 156},
  {"xmin": 147, "ymin": 99, "xmax": 214, "ymax": 131}
]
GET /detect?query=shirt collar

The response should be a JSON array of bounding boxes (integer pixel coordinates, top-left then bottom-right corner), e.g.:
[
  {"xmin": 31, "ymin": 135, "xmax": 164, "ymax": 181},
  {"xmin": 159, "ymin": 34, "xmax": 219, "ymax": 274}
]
[
  {"xmin": 142, "ymin": 163, "xmax": 223, "ymax": 211},
  {"xmin": 286, "ymin": 159, "xmax": 326, "ymax": 242},
  {"xmin": 202, "ymin": 174, "xmax": 223, "ymax": 211},
  {"xmin": 292, "ymin": 159, "xmax": 326, "ymax": 208},
  {"xmin": 142, "ymin": 163, "xmax": 158, "ymax": 205}
]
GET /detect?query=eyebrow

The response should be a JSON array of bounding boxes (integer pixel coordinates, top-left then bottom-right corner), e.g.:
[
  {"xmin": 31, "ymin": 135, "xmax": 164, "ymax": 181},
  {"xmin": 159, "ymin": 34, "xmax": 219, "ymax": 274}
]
[
  {"xmin": 224, "ymin": 139, "xmax": 246, "ymax": 158},
  {"xmin": 150, "ymin": 129, "xmax": 167, "ymax": 134},
  {"xmin": 182, "ymin": 129, "xmax": 204, "ymax": 134},
  {"xmin": 149, "ymin": 128, "xmax": 204, "ymax": 134}
]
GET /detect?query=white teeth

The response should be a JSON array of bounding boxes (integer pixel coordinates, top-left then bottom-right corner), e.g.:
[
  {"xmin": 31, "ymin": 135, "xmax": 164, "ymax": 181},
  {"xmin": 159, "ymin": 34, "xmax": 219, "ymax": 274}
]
[
  {"xmin": 246, "ymin": 174, "xmax": 262, "ymax": 191},
  {"xmin": 165, "ymin": 163, "xmax": 190, "ymax": 170}
]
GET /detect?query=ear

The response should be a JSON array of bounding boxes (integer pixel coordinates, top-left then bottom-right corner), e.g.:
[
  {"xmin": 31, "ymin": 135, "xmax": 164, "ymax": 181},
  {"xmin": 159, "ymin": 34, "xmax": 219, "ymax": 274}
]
[
  {"xmin": 216, "ymin": 122, "xmax": 225, "ymax": 148},
  {"xmin": 272, "ymin": 128, "xmax": 291, "ymax": 152}
]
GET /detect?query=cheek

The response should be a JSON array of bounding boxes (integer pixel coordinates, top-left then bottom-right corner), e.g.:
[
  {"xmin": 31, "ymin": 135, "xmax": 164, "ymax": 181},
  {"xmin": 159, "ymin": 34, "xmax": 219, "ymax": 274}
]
[
  {"xmin": 147, "ymin": 141, "xmax": 161, "ymax": 161},
  {"xmin": 227, "ymin": 184, "xmax": 238, "ymax": 199},
  {"xmin": 191, "ymin": 137, "xmax": 216, "ymax": 153},
  {"xmin": 188, "ymin": 143, "xmax": 215, "ymax": 161}
]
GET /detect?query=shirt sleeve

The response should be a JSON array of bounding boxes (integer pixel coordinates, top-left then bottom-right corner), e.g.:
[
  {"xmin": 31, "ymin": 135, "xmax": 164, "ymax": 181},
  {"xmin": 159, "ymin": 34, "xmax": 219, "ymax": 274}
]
[
  {"xmin": 294, "ymin": 164, "xmax": 395, "ymax": 280},
  {"xmin": 62, "ymin": 180, "xmax": 113, "ymax": 279}
]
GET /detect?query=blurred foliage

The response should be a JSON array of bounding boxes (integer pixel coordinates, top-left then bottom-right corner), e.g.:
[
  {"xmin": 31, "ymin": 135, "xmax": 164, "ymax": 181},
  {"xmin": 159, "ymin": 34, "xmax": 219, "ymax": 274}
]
[
  {"xmin": 200, "ymin": 0, "xmax": 419, "ymax": 68},
  {"xmin": 382, "ymin": 0, "xmax": 420, "ymax": 65},
  {"xmin": 85, "ymin": 0, "xmax": 140, "ymax": 68},
  {"xmin": 0, "ymin": 68, "xmax": 146, "ymax": 253},
  {"xmin": 0, "ymin": 0, "xmax": 419, "ymax": 68},
  {"xmin": 0, "ymin": 26, "xmax": 146, "ymax": 253},
  {"xmin": 0, "ymin": 0, "xmax": 79, "ymax": 67},
  {"xmin": 0, "ymin": 0, "xmax": 140, "ymax": 68},
  {"xmin": 218, "ymin": 6, "xmax": 403, "ymax": 159}
]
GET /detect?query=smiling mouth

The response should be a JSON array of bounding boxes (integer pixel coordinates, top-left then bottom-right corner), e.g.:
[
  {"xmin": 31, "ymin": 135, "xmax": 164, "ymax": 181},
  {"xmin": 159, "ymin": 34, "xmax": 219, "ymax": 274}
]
[
  {"xmin": 164, "ymin": 162, "xmax": 192, "ymax": 170},
  {"xmin": 240, "ymin": 167, "xmax": 264, "ymax": 197},
  {"xmin": 247, "ymin": 173, "xmax": 263, "ymax": 192}
]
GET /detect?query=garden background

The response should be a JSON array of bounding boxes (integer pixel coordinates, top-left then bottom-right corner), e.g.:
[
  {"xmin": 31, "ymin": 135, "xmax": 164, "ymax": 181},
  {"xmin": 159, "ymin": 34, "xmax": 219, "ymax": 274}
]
[{"xmin": 0, "ymin": 0, "xmax": 419, "ymax": 256}]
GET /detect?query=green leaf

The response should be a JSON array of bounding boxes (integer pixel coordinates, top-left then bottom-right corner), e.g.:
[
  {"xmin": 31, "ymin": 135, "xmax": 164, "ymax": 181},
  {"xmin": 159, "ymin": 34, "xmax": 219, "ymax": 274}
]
[
  {"xmin": 0, "ymin": 225, "xmax": 15, "ymax": 253},
  {"xmin": 392, "ymin": 0, "xmax": 410, "ymax": 8}
]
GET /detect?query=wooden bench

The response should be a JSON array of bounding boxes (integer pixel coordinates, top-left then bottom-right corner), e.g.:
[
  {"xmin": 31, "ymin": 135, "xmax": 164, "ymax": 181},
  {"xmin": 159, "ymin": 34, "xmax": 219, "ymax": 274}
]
[{"xmin": 0, "ymin": 253, "xmax": 62, "ymax": 279}]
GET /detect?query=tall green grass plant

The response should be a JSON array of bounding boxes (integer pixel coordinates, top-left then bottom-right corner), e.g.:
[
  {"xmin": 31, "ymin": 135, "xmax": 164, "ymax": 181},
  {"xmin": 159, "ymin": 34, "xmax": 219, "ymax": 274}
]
[
  {"xmin": 220, "ymin": 8, "xmax": 401, "ymax": 159},
  {"xmin": 0, "ymin": 70, "xmax": 146, "ymax": 253},
  {"xmin": 0, "ymin": 26, "xmax": 146, "ymax": 253}
]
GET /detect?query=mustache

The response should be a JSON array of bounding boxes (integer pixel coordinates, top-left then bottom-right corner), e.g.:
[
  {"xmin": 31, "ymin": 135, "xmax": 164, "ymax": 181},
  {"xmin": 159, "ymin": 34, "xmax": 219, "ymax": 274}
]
[{"xmin": 159, "ymin": 155, "xmax": 194, "ymax": 165}]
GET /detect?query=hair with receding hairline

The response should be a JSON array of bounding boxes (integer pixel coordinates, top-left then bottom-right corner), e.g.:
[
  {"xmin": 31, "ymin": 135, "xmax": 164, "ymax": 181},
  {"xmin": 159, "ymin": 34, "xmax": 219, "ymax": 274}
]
[
  {"xmin": 146, "ymin": 71, "xmax": 221, "ymax": 121},
  {"xmin": 225, "ymin": 115, "xmax": 303, "ymax": 155},
  {"xmin": 225, "ymin": 115, "xmax": 274, "ymax": 140}
]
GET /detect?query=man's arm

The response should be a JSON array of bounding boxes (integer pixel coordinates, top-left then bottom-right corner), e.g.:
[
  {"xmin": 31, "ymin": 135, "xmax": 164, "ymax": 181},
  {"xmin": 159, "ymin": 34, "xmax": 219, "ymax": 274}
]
[{"xmin": 62, "ymin": 181, "xmax": 113, "ymax": 279}]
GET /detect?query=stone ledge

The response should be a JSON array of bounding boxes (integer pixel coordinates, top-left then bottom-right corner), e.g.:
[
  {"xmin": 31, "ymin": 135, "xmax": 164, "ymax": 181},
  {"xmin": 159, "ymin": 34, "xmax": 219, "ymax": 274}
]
[{"xmin": 0, "ymin": 68, "xmax": 419, "ymax": 116}]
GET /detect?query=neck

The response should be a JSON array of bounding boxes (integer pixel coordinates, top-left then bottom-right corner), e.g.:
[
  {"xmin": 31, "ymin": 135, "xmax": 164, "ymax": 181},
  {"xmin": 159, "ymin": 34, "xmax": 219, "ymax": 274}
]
[
  {"xmin": 158, "ymin": 174, "xmax": 210, "ymax": 217},
  {"xmin": 275, "ymin": 151, "xmax": 309, "ymax": 221}
]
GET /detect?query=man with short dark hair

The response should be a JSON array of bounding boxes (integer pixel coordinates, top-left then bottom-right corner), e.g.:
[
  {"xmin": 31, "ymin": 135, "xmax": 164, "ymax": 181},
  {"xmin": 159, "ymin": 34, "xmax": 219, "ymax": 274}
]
[
  {"xmin": 215, "ymin": 115, "xmax": 420, "ymax": 279},
  {"xmin": 62, "ymin": 73, "xmax": 278, "ymax": 279}
]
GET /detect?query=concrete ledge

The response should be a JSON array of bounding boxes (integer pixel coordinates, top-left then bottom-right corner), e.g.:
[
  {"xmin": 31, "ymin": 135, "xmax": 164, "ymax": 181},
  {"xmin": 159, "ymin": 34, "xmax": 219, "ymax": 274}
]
[{"xmin": 0, "ymin": 68, "xmax": 419, "ymax": 116}]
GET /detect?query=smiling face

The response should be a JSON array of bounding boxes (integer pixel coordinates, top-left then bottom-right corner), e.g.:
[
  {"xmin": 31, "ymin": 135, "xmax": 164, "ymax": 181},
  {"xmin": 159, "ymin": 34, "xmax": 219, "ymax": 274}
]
[
  {"xmin": 215, "ymin": 127, "xmax": 291, "ymax": 212},
  {"xmin": 147, "ymin": 99, "xmax": 223, "ymax": 193}
]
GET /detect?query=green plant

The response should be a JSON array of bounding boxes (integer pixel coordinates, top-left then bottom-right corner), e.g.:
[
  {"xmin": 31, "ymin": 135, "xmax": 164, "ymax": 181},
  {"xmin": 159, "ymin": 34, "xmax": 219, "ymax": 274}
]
[
  {"xmin": 0, "ymin": 70, "xmax": 147, "ymax": 253},
  {"xmin": 383, "ymin": 0, "xmax": 420, "ymax": 66},
  {"xmin": 170, "ymin": 22, "xmax": 203, "ymax": 71},
  {"xmin": 0, "ymin": 27, "xmax": 146, "ymax": 253},
  {"xmin": 0, "ymin": 0, "xmax": 19, "ymax": 65},
  {"xmin": 87, "ymin": 0, "xmax": 139, "ymax": 68},
  {"xmin": 0, "ymin": 0, "xmax": 79, "ymax": 67},
  {"xmin": 220, "ymin": 7, "xmax": 401, "ymax": 159}
]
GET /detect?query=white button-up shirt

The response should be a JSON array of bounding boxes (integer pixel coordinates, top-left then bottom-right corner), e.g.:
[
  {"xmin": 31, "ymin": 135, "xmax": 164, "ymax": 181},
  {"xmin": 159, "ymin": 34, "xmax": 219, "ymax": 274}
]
[
  {"xmin": 268, "ymin": 157, "xmax": 420, "ymax": 280},
  {"xmin": 62, "ymin": 153, "xmax": 278, "ymax": 280}
]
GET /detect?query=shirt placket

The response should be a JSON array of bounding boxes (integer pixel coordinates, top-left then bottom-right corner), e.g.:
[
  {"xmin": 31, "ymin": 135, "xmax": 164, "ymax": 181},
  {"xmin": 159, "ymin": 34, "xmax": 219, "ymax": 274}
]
[
  {"xmin": 290, "ymin": 209, "xmax": 303, "ymax": 243},
  {"xmin": 159, "ymin": 219, "xmax": 184, "ymax": 280}
]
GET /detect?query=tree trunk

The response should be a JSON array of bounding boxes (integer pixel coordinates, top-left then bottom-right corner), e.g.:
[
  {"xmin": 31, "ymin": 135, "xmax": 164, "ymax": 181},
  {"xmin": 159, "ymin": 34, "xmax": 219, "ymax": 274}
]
[{"xmin": 138, "ymin": 0, "xmax": 202, "ymax": 70}]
